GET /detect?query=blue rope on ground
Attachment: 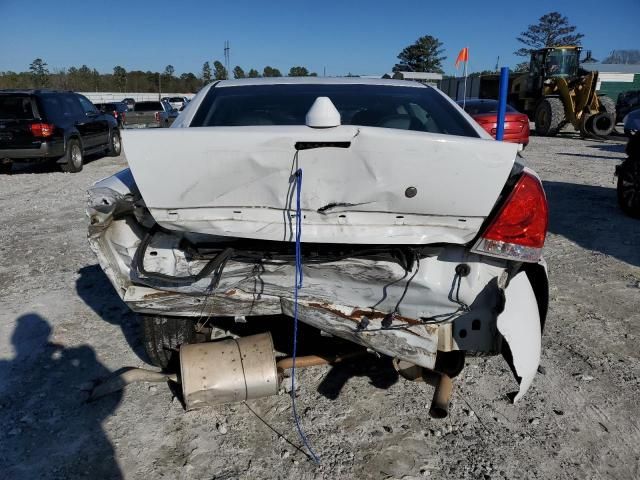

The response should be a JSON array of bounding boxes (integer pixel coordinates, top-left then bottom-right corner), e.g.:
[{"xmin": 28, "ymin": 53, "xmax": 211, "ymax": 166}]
[{"xmin": 291, "ymin": 168, "xmax": 320, "ymax": 464}]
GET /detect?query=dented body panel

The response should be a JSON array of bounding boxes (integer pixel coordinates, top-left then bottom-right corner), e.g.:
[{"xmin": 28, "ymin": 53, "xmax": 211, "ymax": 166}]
[
  {"xmin": 88, "ymin": 186, "xmax": 545, "ymax": 395},
  {"xmin": 122, "ymin": 126, "xmax": 517, "ymax": 244}
]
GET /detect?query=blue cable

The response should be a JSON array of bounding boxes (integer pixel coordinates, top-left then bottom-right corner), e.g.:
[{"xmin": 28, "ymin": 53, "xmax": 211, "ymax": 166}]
[{"xmin": 291, "ymin": 168, "xmax": 321, "ymax": 464}]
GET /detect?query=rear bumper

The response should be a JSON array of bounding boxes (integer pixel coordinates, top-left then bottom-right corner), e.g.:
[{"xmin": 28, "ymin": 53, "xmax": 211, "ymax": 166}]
[
  {"xmin": 86, "ymin": 171, "xmax": 548, "ymax": 401},
  {"xmin": 0, "ymin": 140, "xmax": 65, "ymax": 160}
]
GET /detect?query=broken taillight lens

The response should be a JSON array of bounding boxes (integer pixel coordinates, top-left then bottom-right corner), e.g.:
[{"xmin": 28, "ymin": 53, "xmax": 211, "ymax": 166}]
[
  {"xmin": 29, "ymin": 122, "xmax": 55, "ymax": 138},
  {"xmin": 471, "ymin": 172, "xmax": 548, "ymax": 262}
]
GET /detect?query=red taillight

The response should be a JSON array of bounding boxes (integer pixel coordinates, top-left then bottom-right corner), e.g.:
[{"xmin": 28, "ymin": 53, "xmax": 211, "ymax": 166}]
[
  {"xmin": 154, "ymin": 112, "xmax": 160, "ymax": 122},
  {"xmin": 472, "ymin": 172, "xmax": 548, "ymax": 262},
  {"xmin": 113, "ymin": 111, "xmax": 119, "ymax": 119},
  {"xmin": 29, "ymin": 122, "xmax": 55, "ymax": 138}
]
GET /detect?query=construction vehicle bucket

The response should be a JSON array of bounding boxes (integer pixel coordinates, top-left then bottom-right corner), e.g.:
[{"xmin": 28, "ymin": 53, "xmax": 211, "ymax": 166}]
[{"xmin": 180, "ymin": 333, "xmax": 279, "ymax": 410}]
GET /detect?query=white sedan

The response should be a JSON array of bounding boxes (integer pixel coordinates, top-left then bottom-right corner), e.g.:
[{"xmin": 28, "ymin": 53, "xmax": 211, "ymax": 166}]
[{"xmin": 87, "ymin": 78, "xmax": 549, "ymax": 409}]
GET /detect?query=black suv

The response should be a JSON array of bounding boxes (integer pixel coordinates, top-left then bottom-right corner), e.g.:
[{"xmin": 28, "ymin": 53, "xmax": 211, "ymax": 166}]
[{"xmin": 0, "ymin": 90, "xmax": 121, "ymax": 173}]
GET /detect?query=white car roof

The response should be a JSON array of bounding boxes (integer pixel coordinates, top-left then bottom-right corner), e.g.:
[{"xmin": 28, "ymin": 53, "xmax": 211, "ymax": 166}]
[{"xmin": 213, "ymin": 77, "xmax": 427, "ymax": 88}]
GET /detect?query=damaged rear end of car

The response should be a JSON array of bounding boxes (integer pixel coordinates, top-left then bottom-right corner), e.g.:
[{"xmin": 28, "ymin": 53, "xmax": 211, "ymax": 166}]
[{"xmin": 87, "ymin": 79, "xmax": 549, "ymax": 413}]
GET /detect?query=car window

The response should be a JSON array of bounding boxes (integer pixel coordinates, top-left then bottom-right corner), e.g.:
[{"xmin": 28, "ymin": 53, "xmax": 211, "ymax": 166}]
[
  {"xmin": 77, "ymin": 95, "xmax": 99, "ymax": 114},
  {"xmin": 190, "ymin": 84, "xmax": 479, "ymax": 137},
  {"xmin": 169, "ymin": 97, "xmax": 183, "ymax": 103},
  {"xmin": 0, "ymin": 95, "xmax": 35, "ymax": 120},
  {"xmin": 39, "ymin": 95, "xmax": 66, "ymax": 123},
  {"xmin": 63, "ymin": 94, "xmax": 85, "ymax": 119},
  {"xmin": 134, "ymin": 101, "xmax": 163, "ymax": 111}
]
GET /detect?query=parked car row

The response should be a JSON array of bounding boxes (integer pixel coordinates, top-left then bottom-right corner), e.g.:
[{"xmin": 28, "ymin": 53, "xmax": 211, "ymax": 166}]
[
  {"xmin": 122, "ymin": 96, "xmax": 190, "ymax": 112},
  {"xmin": 127, "ymin": 100, "xmax": 179, "ymax": 128},
  {"xmin": 161, "ymin": 96, "xmax": 190, "ymax": 111},
  {"xmin": 0, "ymin": 89, "xmax": 121, "ymax": 174},
  {"xmin": 118, "ymin": 97, "xmax": 185, "ymax": 128},
  {"xmin": 95, "ymin": 101, "xmax": 128, "ymax": 128}
]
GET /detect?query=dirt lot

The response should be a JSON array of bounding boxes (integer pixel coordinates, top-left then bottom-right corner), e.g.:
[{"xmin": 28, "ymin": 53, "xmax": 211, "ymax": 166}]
[{"xmin": 1, "ymin": 134, "xmax": 639, "ymax": 480}]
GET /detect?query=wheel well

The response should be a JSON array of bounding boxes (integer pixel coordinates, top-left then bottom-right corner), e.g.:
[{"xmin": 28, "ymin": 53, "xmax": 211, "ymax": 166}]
[{"xmin": 66, "ymin": 134, "xmax": 82, "ymax": 151}]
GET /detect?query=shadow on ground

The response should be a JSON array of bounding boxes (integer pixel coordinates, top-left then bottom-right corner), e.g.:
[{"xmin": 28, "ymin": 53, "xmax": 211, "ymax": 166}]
[
  {"xmin": 76, "ymin": 265, "xmax": 144, "ymax": 362},
  {"xmin": 544, "ymin": 180, "xmax": 640, "ymax": 267},
  {"xmin": 587, "ymin": 142, "xmax": 627, "ymax": 153},
  {"xmin": 0, "ymin": 314, "xmax": 122, "ymax": 479},
  {"xmin": 4, "ymin": 153, "xmax": 111, "ymax": 176},
  {"xmin": 555, "ymin": 152, "xmax": 625, "ymax": 161}
]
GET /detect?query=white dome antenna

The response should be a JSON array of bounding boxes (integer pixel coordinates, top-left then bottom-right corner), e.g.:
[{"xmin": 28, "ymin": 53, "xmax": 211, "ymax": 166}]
[{"xmin": 305, "ymin": 97, "xmax": 341, "ymax": 128}]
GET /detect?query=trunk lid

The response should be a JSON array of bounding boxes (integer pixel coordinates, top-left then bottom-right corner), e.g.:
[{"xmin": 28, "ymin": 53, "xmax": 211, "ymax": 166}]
[{"xmin": 123, "ymin": 126, "xmax": 518, "ymax": 245}]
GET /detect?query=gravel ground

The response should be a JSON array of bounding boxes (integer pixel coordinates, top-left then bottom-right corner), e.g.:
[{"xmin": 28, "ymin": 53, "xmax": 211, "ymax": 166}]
[{"xmin": 0, "ymin": 133, "xmax": 638, "ymax": 480}]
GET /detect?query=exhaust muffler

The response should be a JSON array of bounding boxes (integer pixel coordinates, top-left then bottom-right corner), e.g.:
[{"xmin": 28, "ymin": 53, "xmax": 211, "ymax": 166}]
[{"xmin": 180, "ymin": 332, "xmax": 279, "ymax": 410}]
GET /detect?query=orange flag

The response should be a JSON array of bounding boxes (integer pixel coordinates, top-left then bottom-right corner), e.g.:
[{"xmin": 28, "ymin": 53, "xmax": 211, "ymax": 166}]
[{"xmin": 455, "ymin": 47, "xmax": 469, "ymax": 68}]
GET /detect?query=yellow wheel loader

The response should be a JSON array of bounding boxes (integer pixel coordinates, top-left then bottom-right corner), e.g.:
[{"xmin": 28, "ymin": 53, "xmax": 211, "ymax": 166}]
[{"xmin": 510, "ymin": 46, "xmax": 616, "ymax": 137}]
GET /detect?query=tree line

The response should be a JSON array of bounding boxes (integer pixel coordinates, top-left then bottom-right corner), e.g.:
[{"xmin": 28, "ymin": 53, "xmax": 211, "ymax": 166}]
[
  {"xmin": 1, "ymin": 11, "xmax": 638, "ymax": 92},
  {"xmin": 0, "ymin": 59, "xmax": 319, "ymax": 92}
]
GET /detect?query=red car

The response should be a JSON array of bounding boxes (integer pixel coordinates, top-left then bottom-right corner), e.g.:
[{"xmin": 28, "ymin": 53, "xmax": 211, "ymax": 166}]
[{"xmin": 458, "ymin": 99, "xmax": 530, "ymax": 147}]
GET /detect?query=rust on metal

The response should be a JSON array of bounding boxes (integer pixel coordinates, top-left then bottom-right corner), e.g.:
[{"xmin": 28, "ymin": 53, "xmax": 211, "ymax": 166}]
[{"xmin": 307, "ymin": 302, "xmax": 421, "ymax": 326}]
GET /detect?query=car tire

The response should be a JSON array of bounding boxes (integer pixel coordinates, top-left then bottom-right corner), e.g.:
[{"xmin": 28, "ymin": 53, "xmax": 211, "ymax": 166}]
[
  {"xmin": 535, "ymin": 97, "xmax": 565, "ymax": 137},
  {"xmin": 141, "ymin": 314, "xmax": 201, "ymax": 369},
  {"xmin": 108, "ymin": 129, "xmax": 122, "ymax": 157},
  {"xmin": 617, "ymin": 159, "xmax": 640, "ymax": 218},
  {"xmin": 60, "ymin": 138, "xmax": 83, "ymax": 173}
]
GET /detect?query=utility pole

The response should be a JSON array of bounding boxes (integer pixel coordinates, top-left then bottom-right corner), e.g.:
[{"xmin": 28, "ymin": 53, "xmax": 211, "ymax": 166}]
[
  {"xmin": 158, "ymin": 72, "xmax": 162, "ymax": 100},
  {"xmin": 224, "ymin": 40, "xmax": 230, "ymax": 79}
]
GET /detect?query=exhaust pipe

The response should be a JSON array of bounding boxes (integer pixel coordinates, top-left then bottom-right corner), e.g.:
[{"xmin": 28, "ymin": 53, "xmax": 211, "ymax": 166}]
[
  {"xmin": 429, "ymin": 373, "xmax": 454, "ymax": 419},
  {"xmin": 180, "ymin": 333, "xmax": 279, "ymax": 411},
  {"xmin": 392, "ymin": 358, "xmax": 455, "ymax": 419},
  {"xmin": 276, "ymin": 351, "xmax": 365, "ymax": 370}
]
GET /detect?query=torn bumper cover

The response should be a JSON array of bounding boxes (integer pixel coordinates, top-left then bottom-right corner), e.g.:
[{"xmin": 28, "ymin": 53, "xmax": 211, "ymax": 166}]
[{"xmin": 87, "ymin": 169, "xmax": 547, "ymax": 401}]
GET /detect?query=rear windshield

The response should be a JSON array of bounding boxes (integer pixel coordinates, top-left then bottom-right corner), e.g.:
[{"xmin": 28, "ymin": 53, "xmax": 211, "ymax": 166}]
[
  {"xmin": 134, "ymin": 101, "xmax": 162, "ymax": 111},
  {"xmin": 168, "ymin": 97, "xmax": 184, "ymax": 102},
  {"xmin": 461, "ymin": 100, "xmax": 516, "ymax": 115},
  {"xmin": 190, "ymin": 84, "xmax": 479, "ymax": 137},
  {"xmin": 0, "ymin": 95, "xmax": 35, "ymax": 120}
]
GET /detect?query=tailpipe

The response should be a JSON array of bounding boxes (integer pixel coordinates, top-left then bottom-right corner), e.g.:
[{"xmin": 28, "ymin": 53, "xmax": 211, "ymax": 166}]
[
  {"xmin": 180, "ymin": 332, "xmax": 278, "ymax": 410},
  {"xmin": 392, "ymin": 356, "xmax": 459, "ymax": 419},
  {"xmin": 429, "ymin": 373, "xmax": 454, "ymax": 419}
]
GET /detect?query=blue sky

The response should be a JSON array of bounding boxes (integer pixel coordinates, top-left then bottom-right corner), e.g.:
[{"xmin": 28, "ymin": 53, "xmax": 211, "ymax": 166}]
[{"xmin": 0, "ymin": 0, "xmax": 638, "ymax": 77}]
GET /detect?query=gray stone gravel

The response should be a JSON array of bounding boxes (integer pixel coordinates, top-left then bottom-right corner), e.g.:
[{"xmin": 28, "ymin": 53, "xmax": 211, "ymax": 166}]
[{"xmin": 0, "ymin": 133, "xmax": 638, "ymax": 479}]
